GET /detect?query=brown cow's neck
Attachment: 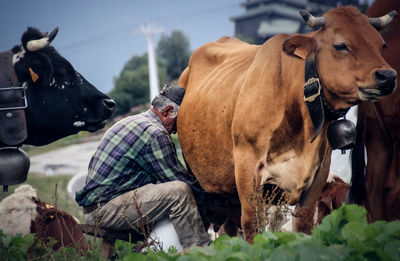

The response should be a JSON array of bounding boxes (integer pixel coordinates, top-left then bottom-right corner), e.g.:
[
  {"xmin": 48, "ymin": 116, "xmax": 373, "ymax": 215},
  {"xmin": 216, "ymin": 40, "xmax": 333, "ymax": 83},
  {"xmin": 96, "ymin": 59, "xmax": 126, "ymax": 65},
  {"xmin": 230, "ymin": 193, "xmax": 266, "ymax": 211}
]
[
  {"xmin": 303, "ymin": 53, "xmax": 349, "ymax": 142},
  {"xmin": 321, "ymin": 91, "xmax": 349, "ymax": 122}
]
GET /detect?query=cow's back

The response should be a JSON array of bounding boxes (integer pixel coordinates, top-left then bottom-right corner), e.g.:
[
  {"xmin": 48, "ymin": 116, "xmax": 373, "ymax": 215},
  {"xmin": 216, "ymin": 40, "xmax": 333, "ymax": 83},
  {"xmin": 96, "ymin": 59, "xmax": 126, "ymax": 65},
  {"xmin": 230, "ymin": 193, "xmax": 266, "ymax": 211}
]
[{"xmin": 178, "ymin": 36, "xmax": 286, "ymax": 193}]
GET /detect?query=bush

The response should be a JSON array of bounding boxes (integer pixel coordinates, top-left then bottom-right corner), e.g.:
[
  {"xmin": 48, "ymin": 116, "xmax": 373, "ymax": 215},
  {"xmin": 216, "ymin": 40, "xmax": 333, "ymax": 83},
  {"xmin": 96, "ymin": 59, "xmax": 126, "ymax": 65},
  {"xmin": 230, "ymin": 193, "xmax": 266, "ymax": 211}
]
[
  {"xmin": 121, "ymin": 204, "xmax": 400, "ymax": 261},
  {"xmin": 0, "ymin": 230, "xmax": 101, "ymax": 260},
  {"xmin": 1, "ymin": 205, "xmax": 399, "ymax": 260}
]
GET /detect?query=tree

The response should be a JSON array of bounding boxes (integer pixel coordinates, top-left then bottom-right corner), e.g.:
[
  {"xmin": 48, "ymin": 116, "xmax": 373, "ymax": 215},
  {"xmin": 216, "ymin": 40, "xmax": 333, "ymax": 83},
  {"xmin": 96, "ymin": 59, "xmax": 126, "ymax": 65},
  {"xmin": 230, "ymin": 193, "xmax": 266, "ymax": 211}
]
[
  {"xmin": 157, "ymin": 30, "xmax": 191, "ymax": 81},
  {"xmin": 109, "ymin": 54, "xmax": 167, "ymax": 116},
  {"xmin": 109, "ymin": 30, "xmax": 190, "ymax": 117}
]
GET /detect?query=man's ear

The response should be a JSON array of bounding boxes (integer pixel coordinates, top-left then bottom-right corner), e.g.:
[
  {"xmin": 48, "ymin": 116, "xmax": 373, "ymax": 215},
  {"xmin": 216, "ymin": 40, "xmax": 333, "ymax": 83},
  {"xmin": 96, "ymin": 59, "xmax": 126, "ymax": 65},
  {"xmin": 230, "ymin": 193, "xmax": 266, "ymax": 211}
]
[
  {"xmin": 282, "ymin": 34, "xmax": 317, "ymax": 60},
  {"xmin": 162, "ymin": 105, "xmax": 174, "ymax": 117}
]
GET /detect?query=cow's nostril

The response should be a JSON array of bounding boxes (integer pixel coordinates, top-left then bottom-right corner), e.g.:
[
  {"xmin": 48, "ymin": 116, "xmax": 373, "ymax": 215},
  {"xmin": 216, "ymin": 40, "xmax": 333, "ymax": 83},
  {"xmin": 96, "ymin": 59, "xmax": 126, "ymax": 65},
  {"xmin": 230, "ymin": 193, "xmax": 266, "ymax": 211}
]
[
  {"xmin": 375, "ymin": 70, "xmax": 397, "ymax": 86},
  {"xmin": 103, "ymin": 99, "xmax": 116, "ymax": 111}
]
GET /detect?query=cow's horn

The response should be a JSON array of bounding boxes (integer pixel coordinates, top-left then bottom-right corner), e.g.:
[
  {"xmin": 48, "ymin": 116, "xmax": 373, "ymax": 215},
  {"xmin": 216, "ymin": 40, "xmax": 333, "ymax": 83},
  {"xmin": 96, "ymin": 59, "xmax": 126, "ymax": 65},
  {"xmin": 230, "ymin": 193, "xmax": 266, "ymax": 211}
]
[
  {"xmin": 368, "ymin": 10, "xmax": 397, "ymax": 30},
  {"xmin": 300, "ymin": 9, "xmax": 326, "ymax": 28},
  {"xmin": 26, "ymin": 27, "xmax": 59, "ymax": 52}
]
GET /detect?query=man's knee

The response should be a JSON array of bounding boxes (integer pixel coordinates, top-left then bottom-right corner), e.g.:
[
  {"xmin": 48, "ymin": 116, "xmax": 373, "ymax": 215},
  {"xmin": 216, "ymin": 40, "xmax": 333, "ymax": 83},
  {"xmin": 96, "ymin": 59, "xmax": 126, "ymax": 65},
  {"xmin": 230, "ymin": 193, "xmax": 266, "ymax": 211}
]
[{"xmin": 170, "ymin": 181, "xmax": 193, "ymax": 196}]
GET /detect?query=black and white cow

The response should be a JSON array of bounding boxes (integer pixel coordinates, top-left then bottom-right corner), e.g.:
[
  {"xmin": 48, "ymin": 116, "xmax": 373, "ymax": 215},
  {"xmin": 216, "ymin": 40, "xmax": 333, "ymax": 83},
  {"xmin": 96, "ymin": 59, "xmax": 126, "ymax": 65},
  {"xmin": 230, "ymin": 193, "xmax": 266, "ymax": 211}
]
[{"xmin": 0, "ymin": 27, "xmax": 115, "ymax": 146}]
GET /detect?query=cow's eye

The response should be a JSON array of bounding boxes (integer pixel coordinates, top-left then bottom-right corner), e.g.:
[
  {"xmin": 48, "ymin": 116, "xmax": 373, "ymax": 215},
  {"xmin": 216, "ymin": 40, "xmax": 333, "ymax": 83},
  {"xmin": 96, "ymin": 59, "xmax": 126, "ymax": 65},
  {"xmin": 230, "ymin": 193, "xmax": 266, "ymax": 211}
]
[
  {"xmin": 382, "ymin": 43, "xmax": 387, "ymax": 51},
  {"xmin": 334, "ymin": 43, "xmax": 349, "ymax": 52},
  {"xmin": 56, "ymin": 68, "xmax": 67, "ymax": 75}
]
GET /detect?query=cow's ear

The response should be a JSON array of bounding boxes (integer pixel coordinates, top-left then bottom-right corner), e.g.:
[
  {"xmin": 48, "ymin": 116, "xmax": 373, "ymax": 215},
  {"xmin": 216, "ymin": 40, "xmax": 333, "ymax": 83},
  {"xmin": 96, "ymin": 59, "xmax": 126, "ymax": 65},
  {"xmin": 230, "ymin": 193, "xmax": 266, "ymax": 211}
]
[
  {"xmin": 25, "ymin": 52, "xmax": 53, "ymax": 86},
  {"xmin": 14, "ymin": 51, "xmax": 53, "ymax": 86},
  {"xmin": 282, "ymin": 34, "xmax": 317, "ymax": 60},
  {"xmin": 29, "ymin": 68, "xmax": 39, "ymax": 83}
]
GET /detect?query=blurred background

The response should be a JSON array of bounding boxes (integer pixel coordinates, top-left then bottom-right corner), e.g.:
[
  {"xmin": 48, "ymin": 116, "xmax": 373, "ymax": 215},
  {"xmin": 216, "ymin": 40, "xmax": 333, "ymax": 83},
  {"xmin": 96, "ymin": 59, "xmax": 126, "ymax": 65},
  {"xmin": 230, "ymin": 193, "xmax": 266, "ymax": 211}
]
[
  {"xmin": 0, "ymin": 0, "xmax": 372, "ymax": 221},
  {"xmin": 1, "ymin": 0, "xmax": 370, "ymax": 116}
]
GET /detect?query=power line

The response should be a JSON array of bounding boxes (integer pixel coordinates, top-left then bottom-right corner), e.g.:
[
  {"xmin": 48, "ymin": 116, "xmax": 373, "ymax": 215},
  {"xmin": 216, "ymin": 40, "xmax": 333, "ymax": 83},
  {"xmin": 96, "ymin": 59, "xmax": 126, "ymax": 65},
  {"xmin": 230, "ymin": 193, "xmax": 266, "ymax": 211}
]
[
  {"xmin": 58, "ymin": 3, "xmax": 239, "ymax": 53},
  {"xmin": 59, "ymin": 24, "xmax": 137, "ymax": 52}
]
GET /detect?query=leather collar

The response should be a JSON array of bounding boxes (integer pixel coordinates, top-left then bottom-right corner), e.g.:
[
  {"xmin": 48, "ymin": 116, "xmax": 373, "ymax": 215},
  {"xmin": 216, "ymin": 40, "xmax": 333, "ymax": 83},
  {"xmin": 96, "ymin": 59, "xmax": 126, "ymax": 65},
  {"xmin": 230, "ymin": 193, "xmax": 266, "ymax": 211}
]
[{"xmin": 303, "ymin": 53, "xmax": 349, "ymax": 142}]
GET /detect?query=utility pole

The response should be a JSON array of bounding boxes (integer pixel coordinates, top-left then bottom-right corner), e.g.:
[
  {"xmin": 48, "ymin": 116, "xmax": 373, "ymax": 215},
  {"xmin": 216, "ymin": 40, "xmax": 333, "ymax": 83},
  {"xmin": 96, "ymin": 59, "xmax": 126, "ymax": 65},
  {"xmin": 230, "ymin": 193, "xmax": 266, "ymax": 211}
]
[{"xmin": 139, "ymin": 22, "xmax": 163, "ymax": 102}]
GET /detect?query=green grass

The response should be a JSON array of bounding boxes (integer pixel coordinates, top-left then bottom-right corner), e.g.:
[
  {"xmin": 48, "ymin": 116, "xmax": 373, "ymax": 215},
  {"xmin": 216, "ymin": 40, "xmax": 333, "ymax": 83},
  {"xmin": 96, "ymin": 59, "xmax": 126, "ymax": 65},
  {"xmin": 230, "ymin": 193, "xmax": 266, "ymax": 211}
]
[
  {"xmin": 21, "ymin": 115, "xmax": 135, "ymax": 157},
  {"xmin": 0, "ymin": 173, "xmax": 84, "ymax": 223},
  {"xmin": 22, "ymin": 131, "xmax": 99, "ymax": 157}
]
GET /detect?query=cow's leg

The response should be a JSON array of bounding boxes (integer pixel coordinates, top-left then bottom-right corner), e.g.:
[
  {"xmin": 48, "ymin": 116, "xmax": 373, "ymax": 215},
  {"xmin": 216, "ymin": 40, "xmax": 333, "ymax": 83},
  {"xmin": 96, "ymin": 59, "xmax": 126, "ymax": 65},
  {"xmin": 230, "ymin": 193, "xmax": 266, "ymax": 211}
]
[
  {"xmin": 384, "ymin": 143, "xmax": 400, "ymax": 221},
  {"xmin": 364, "ymin": 112, "xmax": 391, "ymax": 221},
  {"xmin": 293, "ymin": 147, "xmax": 331, "ymax": 234},
  {"xmin": 233, "ymin": 149, "xmax": 260, "ymax": 243}
]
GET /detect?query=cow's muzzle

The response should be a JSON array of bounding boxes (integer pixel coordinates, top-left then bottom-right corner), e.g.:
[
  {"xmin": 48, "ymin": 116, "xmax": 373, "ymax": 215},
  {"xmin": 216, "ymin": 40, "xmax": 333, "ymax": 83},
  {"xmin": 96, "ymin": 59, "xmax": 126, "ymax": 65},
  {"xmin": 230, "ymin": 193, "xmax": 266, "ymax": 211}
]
[
  {"xmin": 376, "ymin": 69, "xmax": 397, "ymax": 95},
  {"xmin": 103, "ymin": 98, "xmax": 116, "ymax": 112}
]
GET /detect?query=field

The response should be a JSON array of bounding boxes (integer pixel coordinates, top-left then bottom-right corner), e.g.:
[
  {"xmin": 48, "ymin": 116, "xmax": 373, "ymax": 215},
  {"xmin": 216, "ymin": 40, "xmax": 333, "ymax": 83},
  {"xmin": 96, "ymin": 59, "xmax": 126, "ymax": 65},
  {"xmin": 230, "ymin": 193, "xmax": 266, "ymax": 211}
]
[
  {"xmin": 0, "ymin": 132, "xmax": 102, "ymax": 223},
  {"xmin": 0, "ymin": 173, "xmax": 84, "ymax": 223},
  {"xmin": 0, "ymin": 131, "xmax": 183, "ymax": 224}
]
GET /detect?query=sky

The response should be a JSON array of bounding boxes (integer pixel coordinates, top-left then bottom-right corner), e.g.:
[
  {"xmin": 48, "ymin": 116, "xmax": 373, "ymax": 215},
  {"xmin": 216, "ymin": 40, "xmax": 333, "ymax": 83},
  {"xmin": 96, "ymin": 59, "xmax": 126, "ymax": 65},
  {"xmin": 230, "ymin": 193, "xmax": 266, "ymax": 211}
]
[{"xmin": 0, "ymin": 0, "xmax": 242, "ymax": 93}]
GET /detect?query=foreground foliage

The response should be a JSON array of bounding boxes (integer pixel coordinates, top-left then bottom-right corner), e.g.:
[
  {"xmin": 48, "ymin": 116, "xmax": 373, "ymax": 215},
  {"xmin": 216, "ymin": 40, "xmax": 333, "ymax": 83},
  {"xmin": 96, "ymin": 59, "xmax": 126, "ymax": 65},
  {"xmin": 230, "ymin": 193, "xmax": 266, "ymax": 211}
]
[{"xmin": 1, "ymin": 205, "xmax": 399, "ymax": 260}]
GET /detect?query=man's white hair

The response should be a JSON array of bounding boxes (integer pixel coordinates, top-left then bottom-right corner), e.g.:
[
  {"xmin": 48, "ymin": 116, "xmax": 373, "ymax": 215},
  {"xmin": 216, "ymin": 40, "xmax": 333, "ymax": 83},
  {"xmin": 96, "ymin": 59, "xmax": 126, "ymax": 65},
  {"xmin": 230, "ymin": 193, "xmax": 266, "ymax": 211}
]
[{"xmin": 151, "ymin": 94, "xmax": 180, "ymax": 118}]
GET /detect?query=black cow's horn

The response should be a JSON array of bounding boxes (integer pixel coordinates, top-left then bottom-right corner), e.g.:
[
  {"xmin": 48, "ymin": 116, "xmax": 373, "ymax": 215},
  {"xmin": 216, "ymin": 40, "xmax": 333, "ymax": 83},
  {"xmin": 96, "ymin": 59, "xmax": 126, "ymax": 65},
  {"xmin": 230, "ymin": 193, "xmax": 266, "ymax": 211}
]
[
  {"xmin": 26, "ymin": 27, "xmax": 59, "ymax": 52},
  {"xmin": 300, "ymin": 9, "xmax": 326, "ymax": 28},
  {"xmin": 369, "ymin": 10, "xmax": 397, "ymax": 30}
]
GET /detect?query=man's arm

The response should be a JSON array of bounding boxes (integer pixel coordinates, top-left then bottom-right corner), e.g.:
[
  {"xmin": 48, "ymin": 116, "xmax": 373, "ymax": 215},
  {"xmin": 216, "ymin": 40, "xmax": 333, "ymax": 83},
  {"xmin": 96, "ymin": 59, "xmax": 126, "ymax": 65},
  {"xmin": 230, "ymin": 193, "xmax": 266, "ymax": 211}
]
[
  {"xmin": 142, "ymin": 134, "xmax": 189, "ymax": 181},
  {"xmin": 142, "ymin": 133, "xmax": 240, "ymax": 226}
]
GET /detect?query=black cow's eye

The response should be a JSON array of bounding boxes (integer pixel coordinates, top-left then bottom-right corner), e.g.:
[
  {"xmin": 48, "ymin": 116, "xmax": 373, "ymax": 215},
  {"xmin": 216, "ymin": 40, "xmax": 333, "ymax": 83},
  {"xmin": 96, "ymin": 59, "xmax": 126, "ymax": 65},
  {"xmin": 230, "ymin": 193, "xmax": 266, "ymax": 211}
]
[
  {"xmin": 382, "ymin": 43, "xmax": 387, "ymax": 51},
  {"xmin": 56, "ymin": 68, "xmax": 67, "ymax": 75},
  {"xmin": 334, "ymin": 43, "xmax": 349, "ymax": 51}
]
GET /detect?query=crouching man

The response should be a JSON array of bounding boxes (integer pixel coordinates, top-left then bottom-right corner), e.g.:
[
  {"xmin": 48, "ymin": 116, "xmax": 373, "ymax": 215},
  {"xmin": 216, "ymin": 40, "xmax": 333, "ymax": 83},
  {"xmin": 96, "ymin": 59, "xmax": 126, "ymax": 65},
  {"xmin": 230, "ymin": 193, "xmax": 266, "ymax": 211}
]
[{"xmin": 75, "ymin": 85, "xmax": 210, "ymax": 249}]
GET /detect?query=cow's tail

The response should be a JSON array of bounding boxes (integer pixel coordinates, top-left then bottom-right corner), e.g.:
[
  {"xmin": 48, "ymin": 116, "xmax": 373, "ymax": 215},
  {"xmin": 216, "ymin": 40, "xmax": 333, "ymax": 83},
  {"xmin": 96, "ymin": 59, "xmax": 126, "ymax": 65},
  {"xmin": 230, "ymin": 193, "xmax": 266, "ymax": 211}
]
[{"xmin": 349, "ymin": 105, "xmax": 366, "ymax": 205}]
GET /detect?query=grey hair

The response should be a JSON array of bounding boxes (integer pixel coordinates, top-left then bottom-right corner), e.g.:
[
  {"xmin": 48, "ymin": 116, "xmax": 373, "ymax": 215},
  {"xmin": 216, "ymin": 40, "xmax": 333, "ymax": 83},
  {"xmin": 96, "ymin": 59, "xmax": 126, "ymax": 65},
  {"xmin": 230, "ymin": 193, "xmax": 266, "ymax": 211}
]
[{"xmin": 151, "ymin": 94, "xmax": 180, "ymax": 118}]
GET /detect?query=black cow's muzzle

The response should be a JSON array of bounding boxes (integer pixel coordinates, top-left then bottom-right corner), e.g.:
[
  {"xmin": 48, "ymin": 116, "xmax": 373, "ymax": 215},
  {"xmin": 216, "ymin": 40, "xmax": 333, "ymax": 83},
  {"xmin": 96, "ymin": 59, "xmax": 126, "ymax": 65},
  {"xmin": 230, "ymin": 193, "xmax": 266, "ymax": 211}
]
[{"xmin": 103, "ymin": 98, "xmax": 116, "ymax": 112}]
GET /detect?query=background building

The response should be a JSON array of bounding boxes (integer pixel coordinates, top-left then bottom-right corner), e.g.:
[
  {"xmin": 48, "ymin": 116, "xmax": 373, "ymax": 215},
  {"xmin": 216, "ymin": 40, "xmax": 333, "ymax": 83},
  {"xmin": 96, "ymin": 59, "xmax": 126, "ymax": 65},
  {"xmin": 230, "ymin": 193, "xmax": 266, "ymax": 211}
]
[{"xmin": 231, "ymin": 0, "xmax": 360, "ymax": 44}]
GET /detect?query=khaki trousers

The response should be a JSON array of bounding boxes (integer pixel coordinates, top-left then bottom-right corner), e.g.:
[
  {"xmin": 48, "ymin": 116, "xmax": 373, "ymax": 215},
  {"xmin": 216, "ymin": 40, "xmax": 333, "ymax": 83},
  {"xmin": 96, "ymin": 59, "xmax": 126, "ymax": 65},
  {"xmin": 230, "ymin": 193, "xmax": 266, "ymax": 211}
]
[{"xmin": 84, "ymin": 180, "xmax": 210, "ymax": 249}]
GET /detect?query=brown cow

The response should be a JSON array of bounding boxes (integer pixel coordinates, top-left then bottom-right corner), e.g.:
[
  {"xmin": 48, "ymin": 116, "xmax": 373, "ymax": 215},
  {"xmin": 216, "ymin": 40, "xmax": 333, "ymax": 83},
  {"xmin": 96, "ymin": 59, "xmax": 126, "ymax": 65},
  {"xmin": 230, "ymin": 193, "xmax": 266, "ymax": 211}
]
[
  {"xmin": 177, "ymin": 6, "xmax": 397, "ymax": 242},
  {"xmin": 317, "ymin": 175, "xmax": 349, "ymax": 224},
  {"xmin": 351, "ymin": 0, "xmax": 400, "ymax": 222}
]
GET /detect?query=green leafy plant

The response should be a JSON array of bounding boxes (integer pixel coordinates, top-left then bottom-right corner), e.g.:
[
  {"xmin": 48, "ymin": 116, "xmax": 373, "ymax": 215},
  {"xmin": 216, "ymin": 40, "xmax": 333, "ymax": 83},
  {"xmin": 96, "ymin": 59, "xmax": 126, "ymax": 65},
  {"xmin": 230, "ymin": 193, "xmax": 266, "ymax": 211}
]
[
  {"xmin": 121, "ymin": 204, "xmax": 400, "ymax": 261},
  {"xmin": 1, "ymin": 205, "xmax": 400, "ymax": 260}
]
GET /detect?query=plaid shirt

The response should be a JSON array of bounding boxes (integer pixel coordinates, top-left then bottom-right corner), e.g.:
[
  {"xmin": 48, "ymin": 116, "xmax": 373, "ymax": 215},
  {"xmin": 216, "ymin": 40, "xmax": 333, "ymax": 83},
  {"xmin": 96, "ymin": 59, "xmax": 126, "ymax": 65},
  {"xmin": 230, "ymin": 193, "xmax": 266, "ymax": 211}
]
[{"xmin": 75, "ymin": 109, "xmax": 199, "ymax": 207}]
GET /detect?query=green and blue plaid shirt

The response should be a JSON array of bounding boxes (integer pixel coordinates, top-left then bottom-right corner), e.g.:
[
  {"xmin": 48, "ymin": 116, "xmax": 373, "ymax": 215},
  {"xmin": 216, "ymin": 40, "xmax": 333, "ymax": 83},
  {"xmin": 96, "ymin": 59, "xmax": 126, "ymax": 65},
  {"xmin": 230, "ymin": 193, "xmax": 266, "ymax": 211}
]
[{"xmin": 75, "ymin": 109, "xmax": 199, "ymax": 207}]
